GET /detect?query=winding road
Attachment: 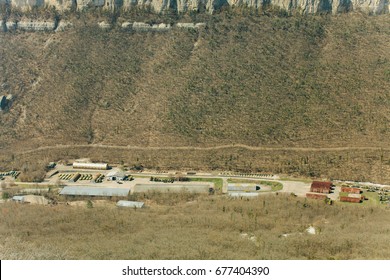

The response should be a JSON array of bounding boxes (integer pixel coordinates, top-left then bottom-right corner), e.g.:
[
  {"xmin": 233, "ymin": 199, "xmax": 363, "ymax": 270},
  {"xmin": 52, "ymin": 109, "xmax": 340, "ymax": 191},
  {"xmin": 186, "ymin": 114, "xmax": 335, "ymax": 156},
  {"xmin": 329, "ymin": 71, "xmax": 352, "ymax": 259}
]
[{"xmin": 17, "ymin": 143, "xmax": 390, "ymax": 155}]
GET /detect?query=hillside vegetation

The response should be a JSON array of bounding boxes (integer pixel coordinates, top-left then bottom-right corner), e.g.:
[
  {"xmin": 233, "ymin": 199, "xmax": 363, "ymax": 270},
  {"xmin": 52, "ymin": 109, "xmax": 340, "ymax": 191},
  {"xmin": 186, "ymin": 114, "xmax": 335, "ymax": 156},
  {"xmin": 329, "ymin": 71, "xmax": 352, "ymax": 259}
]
[
  {"xmin": 1, "ymin": 194, "xmax": 390, "ymax": 259},
  {"xmin": 0, "ymin": 10, "xmax": 389, "ymax": 181}
]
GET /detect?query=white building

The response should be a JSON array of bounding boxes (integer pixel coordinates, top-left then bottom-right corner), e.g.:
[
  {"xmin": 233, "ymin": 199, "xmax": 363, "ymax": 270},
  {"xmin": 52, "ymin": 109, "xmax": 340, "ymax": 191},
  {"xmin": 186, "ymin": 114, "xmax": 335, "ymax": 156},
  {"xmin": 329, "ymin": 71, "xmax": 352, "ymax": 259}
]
[
  {"xmin": 106, "ymin": 169, "xmax": 126, "ymax": 181},
  {"xmin": 73, "ymin": 162, "xmax": 108, "ymax": 170}
]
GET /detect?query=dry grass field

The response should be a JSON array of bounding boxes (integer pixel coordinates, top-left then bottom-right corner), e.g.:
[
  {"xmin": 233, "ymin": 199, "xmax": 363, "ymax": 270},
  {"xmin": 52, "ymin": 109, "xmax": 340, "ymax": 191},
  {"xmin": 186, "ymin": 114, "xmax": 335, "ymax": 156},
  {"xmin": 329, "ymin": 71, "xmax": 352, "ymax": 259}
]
[
  {"xmin": 0, "ymin": 10, "xmax": 389, "ymax": 182},
  {"xmin": 1, "ymin": 193, "xmax": 390, "ymax": 259}
]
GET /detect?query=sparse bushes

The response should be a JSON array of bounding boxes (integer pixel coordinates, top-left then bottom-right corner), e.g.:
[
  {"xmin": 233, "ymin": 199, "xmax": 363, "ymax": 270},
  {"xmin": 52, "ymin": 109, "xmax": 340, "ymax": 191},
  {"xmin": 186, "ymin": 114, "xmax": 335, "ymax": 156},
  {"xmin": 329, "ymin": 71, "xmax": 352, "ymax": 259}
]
[
  {"xmin": 1, "ymin": 194, "xmax": 390, "ymax": 259},
  {"xmin": 1, "ymin": 13, "xmax": 390, "ymax": 183},
  {"xmin": 18, "ymin": 163, "xmax": 46, "ymax": 183},
  {"xmin": 86, "ymin": 200, "xmax": 93, "ymax": 208},
  {"xmin": 1, "ymin": 191, "xmax": 10, "ymax": 199}
]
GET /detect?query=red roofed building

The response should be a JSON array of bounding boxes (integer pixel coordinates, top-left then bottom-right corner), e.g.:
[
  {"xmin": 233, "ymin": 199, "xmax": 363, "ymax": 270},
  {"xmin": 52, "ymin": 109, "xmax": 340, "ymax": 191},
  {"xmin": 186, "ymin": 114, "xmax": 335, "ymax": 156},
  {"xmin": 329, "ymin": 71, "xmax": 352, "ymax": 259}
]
[
  {"xmin": 341, "ymin": 187, "xmax": 361, "ymax": 194},
  {"xmin": 340, "ymin": 196, "xmax": 362, "ymax": 203},
  {"xmin": 310, "ymin": 181, "xmax": 333, "ymax": 194}
]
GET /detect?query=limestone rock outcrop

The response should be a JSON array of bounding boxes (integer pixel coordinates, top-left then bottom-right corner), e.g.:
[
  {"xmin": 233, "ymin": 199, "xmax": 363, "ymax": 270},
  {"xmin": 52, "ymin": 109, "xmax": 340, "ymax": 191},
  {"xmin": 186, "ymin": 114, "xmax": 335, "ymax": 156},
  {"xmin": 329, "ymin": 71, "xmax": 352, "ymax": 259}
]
[
  {"xmin": 55, "ymin": 21, "xmax": 73, "ymax": 32},
  {"xmin": 98, "ymin": 21, "xmax": 112, "ymax": 29},
  {"xmin": 18, "ymin": 20, "xmax": 56, "ymax": 31},
  {"xmin": 176, "ymin": 22, "xmax": 207, "ymax": 28},
  {"xmin": 131, "ymin": 22, "xmax": 171, "ymax": 31},
  {"xmin": 0, "ymin": 0, "xmax": 388, "ymax": 14}
]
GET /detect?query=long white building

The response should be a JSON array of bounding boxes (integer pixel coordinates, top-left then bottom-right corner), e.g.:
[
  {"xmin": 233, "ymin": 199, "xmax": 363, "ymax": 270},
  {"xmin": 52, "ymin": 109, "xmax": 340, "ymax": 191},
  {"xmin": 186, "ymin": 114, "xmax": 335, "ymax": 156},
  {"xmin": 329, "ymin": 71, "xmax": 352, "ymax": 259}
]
[{"xmin": 72, "ymin": 162, "xmax": 108, "ymax": 170}]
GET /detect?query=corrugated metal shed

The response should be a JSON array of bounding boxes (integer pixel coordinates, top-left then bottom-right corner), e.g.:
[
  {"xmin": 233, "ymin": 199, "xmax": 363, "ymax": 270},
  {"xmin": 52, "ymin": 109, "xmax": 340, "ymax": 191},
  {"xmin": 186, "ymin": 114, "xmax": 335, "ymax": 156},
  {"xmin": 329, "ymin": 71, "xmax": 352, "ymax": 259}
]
[
  {"xmin": 116, "ymin": 200, "xmax": 145, "ymax": 208},
  {"xmin": 73, "ymin": 162, "xmax": 108, "ymax": 170},
  {"xmin": 12, "ymin": 195, "xmax": 25, "ymax": 202},
  {"xmin": 60, "ymin": 186, "xmax": 130, "ymax": 196},
  {"xmin": 107, "ymin": 169, "xmax": 126, "ymax": 181}
]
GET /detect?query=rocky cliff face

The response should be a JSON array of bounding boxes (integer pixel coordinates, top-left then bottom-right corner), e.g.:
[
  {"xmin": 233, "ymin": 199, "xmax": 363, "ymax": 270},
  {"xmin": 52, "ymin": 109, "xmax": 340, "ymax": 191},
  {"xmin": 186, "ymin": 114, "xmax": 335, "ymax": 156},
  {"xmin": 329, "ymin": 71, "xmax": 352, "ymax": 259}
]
[{"xmin": 0, "ymin": 0, "xmax": 388, "ymax": 14}]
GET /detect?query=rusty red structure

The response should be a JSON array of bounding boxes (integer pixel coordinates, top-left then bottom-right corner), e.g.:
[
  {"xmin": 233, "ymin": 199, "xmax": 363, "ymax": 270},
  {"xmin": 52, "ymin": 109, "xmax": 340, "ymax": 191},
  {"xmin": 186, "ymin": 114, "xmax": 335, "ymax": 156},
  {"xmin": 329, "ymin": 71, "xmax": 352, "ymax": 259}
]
[
  {"xmin": 341, "ymin": 187, "xmax": 361, "ymax": 194},
  {"xmin": 310, "ymin": 181, "xmax": 333, "ymax": 194},
  {"xmin": 340, "ymin": 196, "xmax": 362, "ymax": 203},
  {"xmin": 306, "ymin": 193, "xmax": 328, "ymax": 200}
]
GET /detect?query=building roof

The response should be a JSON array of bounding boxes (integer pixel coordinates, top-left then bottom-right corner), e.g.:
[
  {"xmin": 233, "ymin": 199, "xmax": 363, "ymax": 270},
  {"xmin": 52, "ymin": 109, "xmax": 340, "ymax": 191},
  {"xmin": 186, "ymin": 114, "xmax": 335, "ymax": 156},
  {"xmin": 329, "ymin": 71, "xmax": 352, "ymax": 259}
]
[
  {"xmin": 311, "ymin": 181, "xmax": 332, "ymax": 189},
  {"xmin": 12, "ymin": 196, "xmax": 25, "ymax": 202},
  {"xmin": 60, "ymin": 186, "xmax": 130, "ymax": 196},
  {"xmin": 73, "ymin": 162, "xmax": 108, "ymax": 169},
  {"xmin": 347, "ymin": 194, "xmax": 362, "ymax": 198},
  {"xmin": 107, "ymin": 169, "xmax": 126, "ymax": 178},
  {"xmin": 116, "ymin": 200, "xmax": 144, "ymax": 208}
]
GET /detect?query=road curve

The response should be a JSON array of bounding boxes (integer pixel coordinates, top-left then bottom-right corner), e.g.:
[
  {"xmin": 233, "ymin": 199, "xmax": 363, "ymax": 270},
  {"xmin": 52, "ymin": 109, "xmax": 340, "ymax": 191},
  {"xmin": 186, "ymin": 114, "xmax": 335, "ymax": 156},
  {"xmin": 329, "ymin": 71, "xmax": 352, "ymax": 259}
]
[{"xmin": 17, "ymin": 143, "xmax": 390, "ymax": 155}]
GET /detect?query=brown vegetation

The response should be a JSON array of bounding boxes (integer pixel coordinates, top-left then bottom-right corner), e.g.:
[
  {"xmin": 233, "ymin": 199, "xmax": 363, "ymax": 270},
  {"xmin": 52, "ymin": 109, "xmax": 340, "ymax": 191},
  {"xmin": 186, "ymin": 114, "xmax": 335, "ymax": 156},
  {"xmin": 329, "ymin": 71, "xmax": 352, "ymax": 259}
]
[
  {"xmin": 0, "ymin": 11, "xmax": 389, "ymax": 182},
  {"xmin": 1, "ymin": 193, "xmax": 390, "ymax": 259}
]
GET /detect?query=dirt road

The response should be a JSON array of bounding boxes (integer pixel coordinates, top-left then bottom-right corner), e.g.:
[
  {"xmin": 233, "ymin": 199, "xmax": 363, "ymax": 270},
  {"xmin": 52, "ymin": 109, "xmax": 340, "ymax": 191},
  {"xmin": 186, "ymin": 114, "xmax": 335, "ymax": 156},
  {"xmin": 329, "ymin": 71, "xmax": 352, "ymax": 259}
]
[{"xmin": 17, "ymin": 143, "xmax": 390, "ymax": 155}]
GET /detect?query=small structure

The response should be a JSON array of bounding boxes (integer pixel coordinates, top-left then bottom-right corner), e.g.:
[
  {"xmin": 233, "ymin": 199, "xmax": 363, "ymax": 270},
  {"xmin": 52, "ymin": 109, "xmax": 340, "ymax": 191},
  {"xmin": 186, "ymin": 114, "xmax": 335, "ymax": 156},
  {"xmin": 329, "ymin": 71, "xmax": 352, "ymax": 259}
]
[
  {"xmin": 116, "ymin": 200, "xmax": 144, "ymax": 208},
  {"xmin": 310, "ymin": 181, "xmax": 333, "ymax": 194},
  {"xmin": 106, "ymin": 169, "xmax": 126, "ymax": 181},
  {"xmin": 340, "ymin": 196, "xmax": 362, "ymax": 203},
  {"xmin": 341, "ymin": 187, "xmax": 361, "ymax": 194},
  {"xmin": 47, "ymin": 162, "xmax": 56, "ymax": 169},
  {"xmin": 73, "ymin": 162, "xmax": 108, "ymax": 170},
  {"xmin": 12, "ymin": 196, "xmax": 25, "ymax": 203},
  {"xmin": 306, "ymin": 193, "xmax": 328, "ymax": 200}
]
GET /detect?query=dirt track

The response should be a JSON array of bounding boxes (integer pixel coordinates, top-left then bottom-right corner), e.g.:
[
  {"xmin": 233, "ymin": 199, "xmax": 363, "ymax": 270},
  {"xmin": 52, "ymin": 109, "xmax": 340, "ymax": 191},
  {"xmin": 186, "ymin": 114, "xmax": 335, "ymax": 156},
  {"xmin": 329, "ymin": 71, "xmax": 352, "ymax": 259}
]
[{"xmin": 17, "ymin": 143, "xmax": 390, "ymax": 155}]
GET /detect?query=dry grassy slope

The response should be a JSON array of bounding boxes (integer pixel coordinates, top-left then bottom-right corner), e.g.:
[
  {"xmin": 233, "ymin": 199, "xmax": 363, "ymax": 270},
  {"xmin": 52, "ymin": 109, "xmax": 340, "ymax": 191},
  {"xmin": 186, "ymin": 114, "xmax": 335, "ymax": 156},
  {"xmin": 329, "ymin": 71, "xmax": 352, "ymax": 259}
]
[
  {"xmin": 1, "ymin": 194, "xmax": 390, "ymax": 259},
  {"xmin": 0, "ymin": 13, "xmax": 389, "ymax": 153}
]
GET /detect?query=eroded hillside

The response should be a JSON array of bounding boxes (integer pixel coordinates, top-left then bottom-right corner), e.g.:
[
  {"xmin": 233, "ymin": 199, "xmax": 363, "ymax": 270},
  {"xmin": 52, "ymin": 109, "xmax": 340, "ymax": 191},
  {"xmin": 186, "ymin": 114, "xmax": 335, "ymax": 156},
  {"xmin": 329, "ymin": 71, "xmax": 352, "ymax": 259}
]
[{"xmin": 1, "ymin": 11, "xmax": 390, "ymax": 181}]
